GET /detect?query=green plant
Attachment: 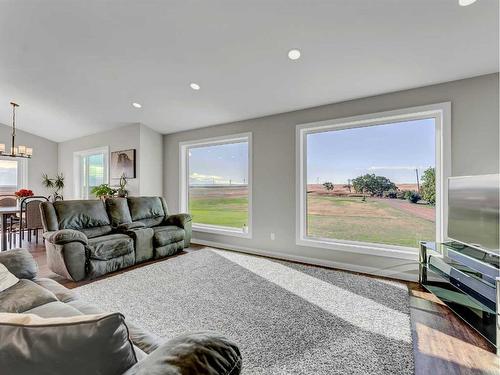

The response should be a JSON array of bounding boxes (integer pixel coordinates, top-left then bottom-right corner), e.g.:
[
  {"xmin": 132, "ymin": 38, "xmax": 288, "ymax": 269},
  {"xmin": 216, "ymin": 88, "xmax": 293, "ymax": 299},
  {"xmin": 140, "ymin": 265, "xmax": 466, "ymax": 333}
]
[
  {"xmin": 405, "ymin": 190, "xmax": 421, "ymax": 203},
  {"xmin": 116, "ymin": 174, "xmax": 128, "ymax": 197},
  {"xmin": 322, "ymin": 182, "xmax": 334, "ymax": 191},
  {"xmin": 90, "ymin": 184, "xmax": 116, "ymax": 198},
  {"xmin": 383, "ymin": 189, "xmax": 399, "ymax": 199},
  {"xmin": 42, "ymin": 173, "xmax": 65, "ymax": 200},
  {"xmin": 420, "ymin": 167, "xmax": 436, "ymax": 205},
  {"xmin": 352, "ymin": 174, "xmax": 397, "ymax": 197}
]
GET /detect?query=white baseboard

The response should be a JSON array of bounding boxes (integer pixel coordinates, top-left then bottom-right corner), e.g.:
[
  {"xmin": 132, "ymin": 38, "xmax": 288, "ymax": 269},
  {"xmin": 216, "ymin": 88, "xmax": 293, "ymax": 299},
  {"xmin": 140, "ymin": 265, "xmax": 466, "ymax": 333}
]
[{"xmin": 191, "ymin": 238, "xmax": 418, "ymax": 282}]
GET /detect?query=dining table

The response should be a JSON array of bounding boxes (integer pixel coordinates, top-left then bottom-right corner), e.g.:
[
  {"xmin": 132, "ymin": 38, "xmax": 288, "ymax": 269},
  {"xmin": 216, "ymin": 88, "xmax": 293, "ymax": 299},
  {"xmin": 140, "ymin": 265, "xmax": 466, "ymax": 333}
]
[{"xmin": 0, "ymin": 206, "xmax": 20, "ymax": 251}]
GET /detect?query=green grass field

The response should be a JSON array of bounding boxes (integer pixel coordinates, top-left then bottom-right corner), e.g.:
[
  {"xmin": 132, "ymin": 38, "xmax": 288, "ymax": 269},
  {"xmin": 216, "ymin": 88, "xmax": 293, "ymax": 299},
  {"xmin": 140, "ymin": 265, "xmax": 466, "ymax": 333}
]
[
  {"xmin": 188, "ymin": 186, "xmax": 435, "ymax": 248},
  {"xmin": 307, "ymin": 195, "xmax": 435, "ymax": 248},
  {"xmin": 189, "ymin": 189, "xmax": 248, "ymax": 229}
]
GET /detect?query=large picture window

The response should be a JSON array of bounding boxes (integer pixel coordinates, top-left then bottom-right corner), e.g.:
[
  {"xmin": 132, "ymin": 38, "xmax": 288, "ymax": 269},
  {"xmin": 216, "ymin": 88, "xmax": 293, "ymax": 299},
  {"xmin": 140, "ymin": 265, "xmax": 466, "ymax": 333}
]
[
  {"xmin": 74, "ymin": 147, "xmax": 109, "ymax": 199},
  {"xmin": 0, "ymin": 157, "xmax": 27, "ymax": 193},
  {"xmin": 297, "ymin": 104, "xmax": 450, "ymax": 257},
  {"xmin": 180, "ymin": 133, "xmax": 252, "ymax": 237}
]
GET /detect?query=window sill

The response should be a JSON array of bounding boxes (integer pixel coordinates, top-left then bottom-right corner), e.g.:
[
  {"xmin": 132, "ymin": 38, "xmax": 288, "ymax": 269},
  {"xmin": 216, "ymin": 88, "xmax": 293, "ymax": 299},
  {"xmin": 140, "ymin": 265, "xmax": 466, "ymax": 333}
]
[
  {"xmin": 296, "ymin": 236, "xmax": 419, "ymax": 261},
  {"xmin": 193, "ymin": 223, "xmax": 252, "ymax": 239}
]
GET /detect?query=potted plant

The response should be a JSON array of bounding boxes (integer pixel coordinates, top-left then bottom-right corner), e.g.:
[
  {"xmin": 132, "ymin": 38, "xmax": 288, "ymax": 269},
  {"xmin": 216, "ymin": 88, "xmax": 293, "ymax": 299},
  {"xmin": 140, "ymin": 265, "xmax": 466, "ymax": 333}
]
[
  {"xmin": 116, "ymin": 174, "xmax": 128, "ymax": 198},
  {"xmin": 42, "ymin": 173, "xmax": 65, "ymax": 201},
  {"xmin": 90, "ymin": 184, "xmax": 116, "ymax": 200}
]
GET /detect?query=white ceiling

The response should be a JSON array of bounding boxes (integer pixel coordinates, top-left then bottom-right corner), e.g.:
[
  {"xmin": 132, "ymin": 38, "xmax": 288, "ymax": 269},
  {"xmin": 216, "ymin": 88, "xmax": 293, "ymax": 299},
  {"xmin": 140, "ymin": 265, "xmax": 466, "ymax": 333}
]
[{"xmin": 0, "ymin": 0, "xmax": 498, "ymax": 142}]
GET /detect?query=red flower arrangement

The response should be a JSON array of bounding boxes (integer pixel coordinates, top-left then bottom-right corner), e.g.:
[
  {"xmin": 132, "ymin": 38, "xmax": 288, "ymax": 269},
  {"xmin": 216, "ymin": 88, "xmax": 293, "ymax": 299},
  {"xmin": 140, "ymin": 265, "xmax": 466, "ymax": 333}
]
[{"xmin": 15, "ymin": 189, "xmax": 34, "ymax": 198}]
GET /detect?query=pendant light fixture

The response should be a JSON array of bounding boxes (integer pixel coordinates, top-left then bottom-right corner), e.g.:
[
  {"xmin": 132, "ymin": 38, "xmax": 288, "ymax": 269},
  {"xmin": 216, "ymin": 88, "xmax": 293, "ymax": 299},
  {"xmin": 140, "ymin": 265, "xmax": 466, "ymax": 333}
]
[{"xmin": 1, "ymin": 102, "xmax": 32, "ymax": 158}]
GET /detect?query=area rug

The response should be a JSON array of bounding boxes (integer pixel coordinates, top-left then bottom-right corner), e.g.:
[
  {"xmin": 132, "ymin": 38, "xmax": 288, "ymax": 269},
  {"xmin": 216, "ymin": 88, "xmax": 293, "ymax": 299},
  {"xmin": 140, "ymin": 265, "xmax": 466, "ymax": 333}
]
[{"xmin": 76, "ymin": 248, "xmax": 414, "ymax": 375}]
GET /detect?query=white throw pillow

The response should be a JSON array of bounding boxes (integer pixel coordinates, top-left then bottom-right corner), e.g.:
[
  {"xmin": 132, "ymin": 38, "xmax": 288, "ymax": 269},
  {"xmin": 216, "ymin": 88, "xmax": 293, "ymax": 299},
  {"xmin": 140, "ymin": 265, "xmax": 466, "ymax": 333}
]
[{"xmin": 0, "ymin": 263, "xmax": 19, "ymax": 292}]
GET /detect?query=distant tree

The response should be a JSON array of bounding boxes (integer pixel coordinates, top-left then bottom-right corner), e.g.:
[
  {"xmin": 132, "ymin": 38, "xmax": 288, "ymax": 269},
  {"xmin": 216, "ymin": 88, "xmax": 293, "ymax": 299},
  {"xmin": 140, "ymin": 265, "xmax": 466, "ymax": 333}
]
[
  {"xmin": 420, "ymin": 167, "xmax": 436, "ymax": 205},
  {"xmin": 344, "ymin": 179, "xmax": 352, "ymax": 192},
  {"xmin": 323, "ymin": 182, "xmax": 334, "ymax": 191},
  {"xmin": 352, "ymin": 174, "xmax": 397, "ymax": 197}
]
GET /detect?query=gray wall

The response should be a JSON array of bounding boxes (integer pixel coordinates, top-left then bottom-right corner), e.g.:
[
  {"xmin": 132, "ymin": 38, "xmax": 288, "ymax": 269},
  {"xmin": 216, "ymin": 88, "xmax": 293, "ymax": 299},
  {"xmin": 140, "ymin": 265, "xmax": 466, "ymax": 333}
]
[
  {"xmin": 139, "ymin": 124, "xmax": 163, "ymax": 197},
  {"xmin": 58, "ymin": 123, "xmax": 163, "ymax": 198},
  {"xmin": 58, "ymin": 124, "xmax": 141, "ymax": 198},
  {"xmin": 163, "ymin": 73, "xmax": 499, "ymax": 281},
  {"xmin": 0, "ymin": 123, "xmax": 58, "ymax": 195}
]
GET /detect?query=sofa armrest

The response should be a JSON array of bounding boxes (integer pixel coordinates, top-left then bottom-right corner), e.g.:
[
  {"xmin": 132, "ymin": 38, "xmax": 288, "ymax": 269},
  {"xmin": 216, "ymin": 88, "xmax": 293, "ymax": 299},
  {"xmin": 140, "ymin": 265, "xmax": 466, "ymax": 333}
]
[
  {"xmin": 124, "ymin": 331, "xmax": 241, "ymax": 375},
  {"xmin": 0, "ymin": 248, "xmax": 38, "ymax": 279},
  {"xmin": 164, "ymin": 213, "xmax": 191, "ymax": 229},
  {"xmin": 46, "ymin": 229, "xmax": 89, "ymax": 246},
  {"xmin": 164, "ymin": 214, "xmax": 192, "ymax": 248}
]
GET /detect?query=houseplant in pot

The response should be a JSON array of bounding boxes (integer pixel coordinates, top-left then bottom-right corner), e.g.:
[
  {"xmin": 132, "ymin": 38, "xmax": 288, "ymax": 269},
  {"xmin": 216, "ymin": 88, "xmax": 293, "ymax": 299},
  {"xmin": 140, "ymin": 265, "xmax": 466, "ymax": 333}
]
[
  {"xmin": 90, "ymin": 184, "xmax": 116, "ymax": 200},
  {"xmin": 42, "ymin": 173, "xmax": 65, "ymax": 201},
  {"xmin": 116, "ymin": 174, "xmax": 128, "ymax": 197}
]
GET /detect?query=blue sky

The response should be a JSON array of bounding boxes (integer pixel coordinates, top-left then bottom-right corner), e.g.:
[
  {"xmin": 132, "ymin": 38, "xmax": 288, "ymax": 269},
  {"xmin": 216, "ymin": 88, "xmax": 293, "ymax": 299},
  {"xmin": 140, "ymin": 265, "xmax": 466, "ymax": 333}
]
[
  {"xmin": 307, "ymin": 118, "xmax": 435, "ymax": 184},
  {"xmin": 189, "ymin": 141, "xmax": 248, "ymax": 185},
  {"xmin": 188, "ymin": 118, "xmax": 435, "ymax": 186}
]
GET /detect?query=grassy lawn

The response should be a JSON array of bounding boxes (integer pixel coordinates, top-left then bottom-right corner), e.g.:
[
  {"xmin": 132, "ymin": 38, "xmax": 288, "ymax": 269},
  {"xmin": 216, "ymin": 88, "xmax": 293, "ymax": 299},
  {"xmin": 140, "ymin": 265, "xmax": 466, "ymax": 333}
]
[
  {"xmin": 189, "ymin": 195, "xmax": 248, "ymax": 229},
  {"xmin": 307, "ymin": 195, "xmax": 435, "ymax": 248},
  {"xmin": 188, "ymin": 186, "xmax": 435, "ymax": 248}
]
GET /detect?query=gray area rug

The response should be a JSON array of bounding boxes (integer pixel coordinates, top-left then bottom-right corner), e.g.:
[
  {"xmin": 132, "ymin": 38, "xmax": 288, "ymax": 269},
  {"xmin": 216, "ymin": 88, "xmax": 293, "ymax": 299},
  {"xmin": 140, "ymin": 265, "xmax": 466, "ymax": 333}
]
[{"xmin": 76, "ymin": 248, "xmax": 414, "ymax": 374}]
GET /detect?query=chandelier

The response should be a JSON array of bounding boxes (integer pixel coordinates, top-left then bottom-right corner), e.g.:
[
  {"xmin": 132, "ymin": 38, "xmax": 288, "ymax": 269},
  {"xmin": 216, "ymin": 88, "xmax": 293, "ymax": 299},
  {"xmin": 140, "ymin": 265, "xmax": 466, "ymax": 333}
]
[{"xmin": 1, "ymin": 102, "xmax": 32, "ymax": 158}]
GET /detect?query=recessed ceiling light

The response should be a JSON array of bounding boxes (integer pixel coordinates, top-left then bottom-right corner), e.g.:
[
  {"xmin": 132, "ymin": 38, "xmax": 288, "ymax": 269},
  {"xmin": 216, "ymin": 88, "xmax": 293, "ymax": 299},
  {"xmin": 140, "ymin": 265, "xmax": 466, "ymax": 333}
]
[
  {"xmin": 459, "ymin": 0, "xmax": 477, "ymax": 6},
  {"xmin": 132, "ymin": 102, "xmax": 142, "ymax": 108},
  {"xmin": 288, "ymin": 49, "xmax": 301, "ymax": 61},
  {"xmin": 190, "ymin": 83, "xmax": 201, "ymax": 90}
]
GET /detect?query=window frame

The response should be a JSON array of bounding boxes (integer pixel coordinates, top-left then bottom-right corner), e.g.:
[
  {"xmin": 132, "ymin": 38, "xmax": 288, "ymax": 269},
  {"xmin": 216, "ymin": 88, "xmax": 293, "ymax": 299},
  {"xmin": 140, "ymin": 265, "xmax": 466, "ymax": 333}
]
[
  {"xmin": 296, "ymin": 103, "xmax": 451, "ymax": 259},
  {"xmin": 0, "ymin": 156, "xmax": 28, "ymax": 193},
  {"xmin": 73, "ymin": 146, "xmax": 109, "ymax": 199},
  {"xmin": 179, "ymin": 132, "xmax": 253, "ymax": 238}
]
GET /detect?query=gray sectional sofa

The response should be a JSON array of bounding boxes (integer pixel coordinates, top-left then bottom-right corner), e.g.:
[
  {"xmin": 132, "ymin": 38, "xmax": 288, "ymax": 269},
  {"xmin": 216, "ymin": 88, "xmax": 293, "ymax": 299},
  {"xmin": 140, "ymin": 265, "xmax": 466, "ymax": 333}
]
[
  {"xmin": 40, "ymin": 196, "xmax": 192, "ymax": 281},
  {"xmin": 0, "ymin": 249, "xmax": 242, "ymax": 374}
]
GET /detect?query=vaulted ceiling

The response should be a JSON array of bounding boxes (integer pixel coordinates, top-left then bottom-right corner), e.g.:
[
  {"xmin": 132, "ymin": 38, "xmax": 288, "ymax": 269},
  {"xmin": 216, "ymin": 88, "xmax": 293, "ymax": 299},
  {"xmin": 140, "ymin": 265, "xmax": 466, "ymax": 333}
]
[{"xmin": 0, "ymin": 0, "xmax": 498, "ymax": 142}]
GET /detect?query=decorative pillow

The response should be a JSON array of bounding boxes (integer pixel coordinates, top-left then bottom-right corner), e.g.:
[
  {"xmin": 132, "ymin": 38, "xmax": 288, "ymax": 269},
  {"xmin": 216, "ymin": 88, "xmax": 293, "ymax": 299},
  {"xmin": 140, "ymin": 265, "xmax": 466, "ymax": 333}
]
[
  {"xmin": 0, "ymin": 312, "xmax": 137, "ymax": 375},
  {"xmin": 0, "ymin": 264, "xmax": 18, "ymax": 292},
  {"xmin": 0, "ymin": 248, "xmax": 38, "ymax": 279}
]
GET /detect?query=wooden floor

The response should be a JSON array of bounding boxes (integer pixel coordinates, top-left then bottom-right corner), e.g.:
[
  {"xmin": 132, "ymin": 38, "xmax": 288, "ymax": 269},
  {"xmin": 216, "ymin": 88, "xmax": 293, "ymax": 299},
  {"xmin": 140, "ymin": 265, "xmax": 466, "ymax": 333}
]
[{"xmin": 21, "ymin": 240, "xmax": 499, "ymax": 375}]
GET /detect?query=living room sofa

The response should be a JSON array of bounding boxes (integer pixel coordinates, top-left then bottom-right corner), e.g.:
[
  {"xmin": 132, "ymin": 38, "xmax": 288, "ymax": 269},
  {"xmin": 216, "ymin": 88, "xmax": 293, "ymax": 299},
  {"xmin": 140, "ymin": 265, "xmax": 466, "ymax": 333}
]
[
  {"xmin": 40, "ymin": 197, "xmax": 192, "ymax": 281},
  {"xmin": 0, "ymin": 249, "xmax": 242, "ymax": 374}
]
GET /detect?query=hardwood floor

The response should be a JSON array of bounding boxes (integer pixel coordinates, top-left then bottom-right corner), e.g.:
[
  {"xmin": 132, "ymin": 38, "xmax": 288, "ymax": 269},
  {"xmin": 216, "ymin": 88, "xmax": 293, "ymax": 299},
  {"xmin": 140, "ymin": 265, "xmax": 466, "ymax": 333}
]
[{"xmin": 18, "ymin": 240, "xmax": 499, "ymax": 375}]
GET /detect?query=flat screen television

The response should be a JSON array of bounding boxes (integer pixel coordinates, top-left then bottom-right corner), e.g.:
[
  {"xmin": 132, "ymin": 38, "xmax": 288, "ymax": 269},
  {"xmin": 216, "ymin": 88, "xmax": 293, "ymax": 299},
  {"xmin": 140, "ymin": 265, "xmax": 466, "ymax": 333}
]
[{"xmin": 448, "ymin": 174, "xmax": 499, "ymax": 254}]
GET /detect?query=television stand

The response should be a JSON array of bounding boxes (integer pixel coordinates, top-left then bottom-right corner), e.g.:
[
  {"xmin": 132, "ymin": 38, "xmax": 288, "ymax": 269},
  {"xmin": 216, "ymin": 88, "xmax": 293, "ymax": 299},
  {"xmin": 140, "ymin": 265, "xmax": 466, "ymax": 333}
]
[{"xmin": 419, "ymin": 241, "xmax": 499, "ymax": 353}]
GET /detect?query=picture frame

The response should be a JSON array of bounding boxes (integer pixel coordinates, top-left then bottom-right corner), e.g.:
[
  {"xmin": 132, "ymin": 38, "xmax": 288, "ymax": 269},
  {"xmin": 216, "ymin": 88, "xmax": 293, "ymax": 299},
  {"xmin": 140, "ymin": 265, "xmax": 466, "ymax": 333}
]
[{"xmin": 110, "ymin": 149, "xmax": 136, "ymax": 179}]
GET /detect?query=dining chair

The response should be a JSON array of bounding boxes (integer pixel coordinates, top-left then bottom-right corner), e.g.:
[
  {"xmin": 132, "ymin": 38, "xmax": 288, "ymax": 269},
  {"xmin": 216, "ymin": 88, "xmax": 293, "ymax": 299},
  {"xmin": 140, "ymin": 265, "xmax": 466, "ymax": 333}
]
[
  {"xmin": 0, "ymin": 195, "xmax": 17, "ymax": 207},
  {"xmin": 11, "ymin": 196, "xmax": 49, "ymax": 247}
]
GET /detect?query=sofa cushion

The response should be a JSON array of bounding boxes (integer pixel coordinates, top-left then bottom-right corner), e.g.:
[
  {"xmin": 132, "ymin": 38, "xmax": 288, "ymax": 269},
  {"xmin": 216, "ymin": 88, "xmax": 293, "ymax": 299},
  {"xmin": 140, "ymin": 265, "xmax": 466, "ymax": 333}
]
[
  {"xmin": 153, "ymin": 226, "xmax": 185, "ymax": 247},
  {"xmin": 80, "ymin": 225, "xmax": 113, "ymax": 239},
  {"xmin": 0, "ymin": 248, "xmax": 38, "ymax": 279},
  {"xmin": 24, "ymin": 301, "xmax": 84, "ymax": 318},
  {"xmin": 123, "ymin": 331, "xmax": 242, "ymax": 375},
  {"xmin": 0, "ymin": 312, "xmax": 137, "ymax": 375},
  {"xmin": 127, "ymin": 197, "xmax": 165, "ymax": 224},
  {"xmin": 53, "ymin": 200, "xmax": 112, "ymax": 237},
  {"xmin": 106, "ymin": 197, "xmax": 133, "ymax": 226},
  {"xmin": 33, "ymin": 278, "xmax": 79, "ymax": 303},
  {"xmin": 0, "ymin": 279, "xmax": 58, "ymax": 313},
  {"xmin": 66, "ymin": 300, "xmax": 164, "ymax": 354},
  {"xmin": 88, "ymin": 233, "xmax": 134, "ymax": 261}
]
